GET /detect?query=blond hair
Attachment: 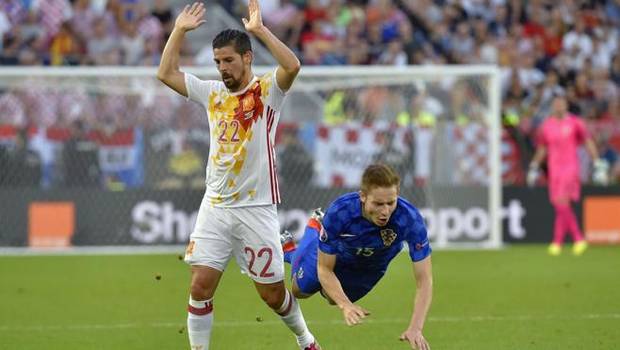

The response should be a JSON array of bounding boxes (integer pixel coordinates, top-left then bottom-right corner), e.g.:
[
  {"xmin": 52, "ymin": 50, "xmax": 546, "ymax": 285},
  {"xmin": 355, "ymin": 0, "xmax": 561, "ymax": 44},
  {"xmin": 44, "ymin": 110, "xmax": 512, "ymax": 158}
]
[{"xmin": 361, "ymin": 164, "xmax": 400, "ymax": 193}]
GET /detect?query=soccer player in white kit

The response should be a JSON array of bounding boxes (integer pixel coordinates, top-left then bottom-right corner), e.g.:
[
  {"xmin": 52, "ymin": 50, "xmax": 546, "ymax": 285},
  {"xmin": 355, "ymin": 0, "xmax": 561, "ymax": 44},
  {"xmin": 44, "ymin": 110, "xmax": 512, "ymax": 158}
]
[{"xmin": 157, "ymin": 2, "xmax": 320, "ymax": 349}]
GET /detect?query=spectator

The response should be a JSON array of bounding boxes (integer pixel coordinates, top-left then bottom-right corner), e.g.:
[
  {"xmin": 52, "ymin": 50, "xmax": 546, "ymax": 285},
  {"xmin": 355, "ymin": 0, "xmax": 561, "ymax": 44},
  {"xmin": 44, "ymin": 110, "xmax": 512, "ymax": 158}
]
[
  {"xmin": 87, "ymin": 17, "xmax": 120, "ymax": 65},
  {"xmin": 452, "ymin": 22, "xmax": 475, "ymax": 61},
  {"xmin": 0, "ymin": 0, "xmax": 618, "ymax": 189},
  {"xmin": 0, "ymin": 89, "xmax": 25, "ymax": 126},
  {"xmin": 49, "ymin": 21, "xmax": 81, "ymax": 65},
  {"xmin": 119, "ymin": 21, "xmax": 144, "ymax": 65},
  {"xmin": 610, "ymin": 54, "xmax": 620, "ymax": 85},
  {"xmin": 277, "ymin": 128, "xmax": 314, "ymax": 187},
  {"xmin": 0, "ymin": 11, "xmax": 11, "ymax": 52},
  {"xmin": 263, "ymin": 0, "xmax": 301, "ymax": 47},
  {"xmin": 140, "ymin": 33, "xmax": 162, "ymax": 66},
  {"xmin": 373, "ymin": 130, "xmax": 410, "ymax": 179},
  {"xmin": 165, "ymin": 141, "xmax": 204, "ymax": 189},
  {"xmin": 562, "ymin": 18, "xmax": 592, "ymax": 63},
  {"xmin": 377, "ymin": 39, "xmax": 407, "ymax": 66},
  {"xmin": 136, "ymin": 2, "xmax": 163, "ymax": 42},
  {"xmin": 34, "ymin": 0, "xmax": 73, "ymax": 40},
  {"xmin": 62, "ymin": 121, "xmax": 100, "ymax": 187},
  {"xmin": 4, "ymin": 128, "xmax": 42, "ymax": 187},
  {"xmin": 58, "ymin": 89, "xmax": 96, "ymax": 127},
  {"xmin": 20, "ymin": 82, "xmax": 60, "ymax": 127},
  {"xmin": 151, "ymin": 0, "xmax": 173, "ymax": 34},
  {"xmin": 18, "ymin": 9, "xmax": 44, "ymax": 44},
  {"xmin": 70, "ymin": 0, "xmax": 97, "ymax": 42}
]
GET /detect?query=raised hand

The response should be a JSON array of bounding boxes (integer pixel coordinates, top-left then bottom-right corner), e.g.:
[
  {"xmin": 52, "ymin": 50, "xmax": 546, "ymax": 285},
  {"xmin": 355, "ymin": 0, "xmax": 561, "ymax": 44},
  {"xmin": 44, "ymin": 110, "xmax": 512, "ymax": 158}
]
[
  {"xmin": 400, "ymin": 328, "xmax": 430, "ymax": 350},
  {"xmin": 175, "ymin": 2, "xmax": 206, "ymax": 32},
  {"xmin": 242, "ymin": 0, "xmax": 264, "ymax": 34}
]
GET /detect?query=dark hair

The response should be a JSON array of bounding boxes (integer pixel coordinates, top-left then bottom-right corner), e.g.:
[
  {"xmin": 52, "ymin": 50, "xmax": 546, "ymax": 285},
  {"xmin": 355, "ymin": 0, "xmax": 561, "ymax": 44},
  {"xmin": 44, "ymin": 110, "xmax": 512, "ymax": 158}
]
[
  {"xmin": 212, "ymin": 29, "xmax": 252, "ymax": 55},
  {"xmin": 361, "ymin": 164, "xmax": 400, "ymax": 193}
]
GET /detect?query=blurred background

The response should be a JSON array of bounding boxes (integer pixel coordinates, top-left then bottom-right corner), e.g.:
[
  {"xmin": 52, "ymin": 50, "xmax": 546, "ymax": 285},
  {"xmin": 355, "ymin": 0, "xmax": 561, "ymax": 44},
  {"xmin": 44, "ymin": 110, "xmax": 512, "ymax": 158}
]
[
  {"xmin": 1, "ymin": 1, "xmax": 620, "ymax": 350},
  {"xmin": 0, "ymin": 0, "xmax": 618, "ymax": 248}
]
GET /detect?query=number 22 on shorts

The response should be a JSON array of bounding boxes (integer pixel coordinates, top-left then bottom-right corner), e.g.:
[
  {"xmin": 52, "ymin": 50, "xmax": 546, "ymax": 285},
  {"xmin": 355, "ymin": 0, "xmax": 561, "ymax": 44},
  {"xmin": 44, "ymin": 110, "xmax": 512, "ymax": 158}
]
[{"xmin": 244, "ymin": 246, "xmax": 274, "ymax": 278}]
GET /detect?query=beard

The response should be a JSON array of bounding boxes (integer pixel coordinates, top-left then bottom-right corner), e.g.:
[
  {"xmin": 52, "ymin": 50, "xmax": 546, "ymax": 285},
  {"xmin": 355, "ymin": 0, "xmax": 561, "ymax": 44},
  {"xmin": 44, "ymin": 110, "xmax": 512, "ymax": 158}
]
[
  {"xmin": 222, "ymin": 76, "xmax": 239, "ymax": 90},
  {"xmin": 222, "ymin": 67, "xmax": 245, "ymax": 91}
]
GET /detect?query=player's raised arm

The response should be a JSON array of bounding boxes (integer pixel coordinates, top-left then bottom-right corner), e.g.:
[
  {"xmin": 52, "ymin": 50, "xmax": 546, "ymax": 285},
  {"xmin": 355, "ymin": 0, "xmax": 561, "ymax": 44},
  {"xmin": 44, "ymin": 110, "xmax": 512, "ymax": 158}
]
[
  {"xmin": 242, "ymin": 0, "xmax": 300, "ymax": 92},
  {"xmin": 157, "ymin": 2, "xmax": 206, "ymax": 97},
  {"xmin": 317, "ymin": 250, "xmax": 370, "ymax": 326},
  {"xmin": 400, "ymin": 256, "xmax": 433, "ymax": 350}
]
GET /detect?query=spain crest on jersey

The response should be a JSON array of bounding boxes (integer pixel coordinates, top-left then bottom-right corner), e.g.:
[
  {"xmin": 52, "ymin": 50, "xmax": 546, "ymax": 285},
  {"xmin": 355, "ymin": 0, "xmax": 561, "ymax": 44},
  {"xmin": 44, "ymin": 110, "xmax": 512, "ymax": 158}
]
[{"xmin": 380, "ymin": 229, "xmax": 397, "ymax": 246}]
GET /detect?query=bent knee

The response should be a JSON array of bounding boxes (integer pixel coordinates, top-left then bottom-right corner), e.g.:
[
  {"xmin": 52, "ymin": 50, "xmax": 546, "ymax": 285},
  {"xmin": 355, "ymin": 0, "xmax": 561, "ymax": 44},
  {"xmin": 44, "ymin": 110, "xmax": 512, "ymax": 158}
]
[
  {"xmin": 190, "ymin": 282, "xmax": 212, "ymax": 301},
  {"xmin": 189, "ymin": 269, "xmax": 220, "ymax": 300},
  {"xmin": 259, "ymin": 287, "xmax": 286, "ymax": 309}
]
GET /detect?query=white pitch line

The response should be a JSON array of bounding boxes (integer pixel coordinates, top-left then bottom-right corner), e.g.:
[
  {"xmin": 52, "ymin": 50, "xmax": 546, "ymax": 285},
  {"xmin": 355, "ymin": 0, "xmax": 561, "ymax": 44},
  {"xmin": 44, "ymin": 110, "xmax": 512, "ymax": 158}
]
[{"xmin": 1, "ymin": 313, "xmax": 619, "ymax": 332}]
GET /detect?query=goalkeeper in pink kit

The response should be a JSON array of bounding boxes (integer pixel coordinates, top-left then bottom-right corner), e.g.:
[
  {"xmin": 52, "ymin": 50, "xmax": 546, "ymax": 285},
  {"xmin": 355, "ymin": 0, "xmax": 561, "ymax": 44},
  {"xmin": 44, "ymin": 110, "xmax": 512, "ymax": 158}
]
[{"xmin": 528, "ymin": 95, "xmax": 608, "ymax": 256}]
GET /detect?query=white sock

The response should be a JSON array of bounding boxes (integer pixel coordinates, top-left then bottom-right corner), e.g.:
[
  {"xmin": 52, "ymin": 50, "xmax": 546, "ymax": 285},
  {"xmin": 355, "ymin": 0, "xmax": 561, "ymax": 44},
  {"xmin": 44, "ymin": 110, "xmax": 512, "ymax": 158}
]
[
  {"xmin": 187, "ymin": 297, "xmax": 213, "ymax": 350},
  {"xmin": 277, "ymin": 290, "xmax": 315, "ymax": 348}
]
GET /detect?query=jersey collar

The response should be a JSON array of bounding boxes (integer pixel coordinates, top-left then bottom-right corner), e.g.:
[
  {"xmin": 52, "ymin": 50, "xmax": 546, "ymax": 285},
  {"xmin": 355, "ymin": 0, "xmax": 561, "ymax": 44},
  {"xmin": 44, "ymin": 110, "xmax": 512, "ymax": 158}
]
[{"xmin": 228, "ymin": 76, "xmax": 258, "ymax": 96}]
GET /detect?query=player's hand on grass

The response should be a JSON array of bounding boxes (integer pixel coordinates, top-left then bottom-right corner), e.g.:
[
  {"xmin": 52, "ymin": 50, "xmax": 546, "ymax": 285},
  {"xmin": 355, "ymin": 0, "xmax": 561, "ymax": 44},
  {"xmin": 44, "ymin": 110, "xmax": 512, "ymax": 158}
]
[
  {"xmin": 400, "ymin": 328, "xmax": 430, "ymax": 350},
  {"xmin": 242, "ymin": 0, "xmax": 265, "ymax": 34},
  {"xmin": 175, "ymin": 2, "xmax": 206, "ymax": 32},
  {"xmin": 340, "ymin": 303, "xmax": 370, "ymax": 326}
]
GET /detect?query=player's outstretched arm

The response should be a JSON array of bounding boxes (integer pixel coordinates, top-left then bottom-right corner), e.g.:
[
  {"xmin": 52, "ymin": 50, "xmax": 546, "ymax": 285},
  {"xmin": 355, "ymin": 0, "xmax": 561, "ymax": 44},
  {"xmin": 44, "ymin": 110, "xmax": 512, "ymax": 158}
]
[
  {"xmin": 157, "ymin": 2, "xmax": 206, "ymax": 97},
  {"xmin": 242, "ymin": 0, "xmax": 300, "ymax": 92},
  {"xmin": 400, "ymin": 256, "xmax": 432, "ymax": 350},
  {"xmin": 317, "ymin": 250, "xmax": 370, "ymax": 326}
]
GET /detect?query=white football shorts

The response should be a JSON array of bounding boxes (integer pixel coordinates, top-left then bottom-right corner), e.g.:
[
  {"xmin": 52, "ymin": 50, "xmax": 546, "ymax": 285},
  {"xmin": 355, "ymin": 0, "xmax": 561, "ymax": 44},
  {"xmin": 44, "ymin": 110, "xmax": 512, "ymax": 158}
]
[{"xmin": 184, "ymin": 199, "xmax": 284, "ymax": 284}]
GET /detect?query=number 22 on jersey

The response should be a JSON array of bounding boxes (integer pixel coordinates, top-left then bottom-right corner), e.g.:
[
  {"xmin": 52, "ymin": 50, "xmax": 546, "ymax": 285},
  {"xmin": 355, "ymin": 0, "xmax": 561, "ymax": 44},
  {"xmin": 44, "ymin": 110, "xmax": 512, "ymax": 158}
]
[{"xmin": 217, "ymin": 119, "xmax": 241, "ymax": 144}]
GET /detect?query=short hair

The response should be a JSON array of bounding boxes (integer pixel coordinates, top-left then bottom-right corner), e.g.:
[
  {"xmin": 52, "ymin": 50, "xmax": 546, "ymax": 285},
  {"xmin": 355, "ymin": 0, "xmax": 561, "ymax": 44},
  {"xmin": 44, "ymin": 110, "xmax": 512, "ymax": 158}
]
[
  {"xmin": 361, "ymin": 164, "xmax": 400, "ymax": 193},
  {"xmin": 212, "ymin": 29, "xmax": 252, "ymax": 55}
]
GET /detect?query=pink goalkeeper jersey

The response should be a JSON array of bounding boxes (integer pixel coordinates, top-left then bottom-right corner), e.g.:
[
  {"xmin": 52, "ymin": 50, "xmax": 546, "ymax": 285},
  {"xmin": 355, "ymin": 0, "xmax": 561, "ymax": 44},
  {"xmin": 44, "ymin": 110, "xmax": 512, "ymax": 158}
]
[
  {"xmin": 185, "ymin": 68, "xmax": 286, "ymax": 207},
  {"xmin": 537, "ymin": 114, "xmax": 588, "ymax": 180}
]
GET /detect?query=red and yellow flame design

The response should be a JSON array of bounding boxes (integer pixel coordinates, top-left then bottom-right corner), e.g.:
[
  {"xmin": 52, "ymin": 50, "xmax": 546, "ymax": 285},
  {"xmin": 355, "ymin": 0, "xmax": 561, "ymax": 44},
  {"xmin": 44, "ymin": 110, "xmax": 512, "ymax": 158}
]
[{"xmin": 207, "ymin": 73, "xmax": 274, "ymax": 205}]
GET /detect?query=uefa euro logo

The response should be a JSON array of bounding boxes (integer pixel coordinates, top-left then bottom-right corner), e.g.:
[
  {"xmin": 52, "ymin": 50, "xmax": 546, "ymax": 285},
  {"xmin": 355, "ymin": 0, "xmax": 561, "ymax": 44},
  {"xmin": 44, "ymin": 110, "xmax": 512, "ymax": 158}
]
[{"xmin": 297, "ymin": 267, "xmax": 304, "ymax": 279}]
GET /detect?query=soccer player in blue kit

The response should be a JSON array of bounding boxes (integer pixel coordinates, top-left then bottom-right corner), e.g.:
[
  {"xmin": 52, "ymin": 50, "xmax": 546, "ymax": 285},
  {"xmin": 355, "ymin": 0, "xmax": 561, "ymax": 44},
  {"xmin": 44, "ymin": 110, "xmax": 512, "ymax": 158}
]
[{"xmin": 282, "ymin": 164, "xmax": 433, "ymax": 350}]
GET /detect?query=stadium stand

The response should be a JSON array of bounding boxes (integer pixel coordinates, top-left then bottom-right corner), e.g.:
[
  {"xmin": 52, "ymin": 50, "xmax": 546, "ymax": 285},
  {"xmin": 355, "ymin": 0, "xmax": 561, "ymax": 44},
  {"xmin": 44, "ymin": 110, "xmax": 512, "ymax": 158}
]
[{"xmin": 0, "ymin": 0, "xmax": 619, "ymax": 187}]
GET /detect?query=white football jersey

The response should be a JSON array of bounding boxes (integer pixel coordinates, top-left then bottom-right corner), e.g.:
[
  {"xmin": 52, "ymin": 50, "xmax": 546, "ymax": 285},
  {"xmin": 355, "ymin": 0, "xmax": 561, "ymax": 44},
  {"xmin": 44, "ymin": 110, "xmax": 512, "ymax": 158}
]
[{"xmin": 185, "ymin": 68, "xmax": 286, "ymax": 207}]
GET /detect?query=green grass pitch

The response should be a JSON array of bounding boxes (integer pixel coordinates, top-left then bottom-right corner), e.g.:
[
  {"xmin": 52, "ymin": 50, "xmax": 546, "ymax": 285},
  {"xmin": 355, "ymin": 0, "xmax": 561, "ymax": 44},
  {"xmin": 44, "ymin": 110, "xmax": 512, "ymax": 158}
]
[{"xmin": 1, "ymin": 245, "xmax": 619, "ymax": 349}]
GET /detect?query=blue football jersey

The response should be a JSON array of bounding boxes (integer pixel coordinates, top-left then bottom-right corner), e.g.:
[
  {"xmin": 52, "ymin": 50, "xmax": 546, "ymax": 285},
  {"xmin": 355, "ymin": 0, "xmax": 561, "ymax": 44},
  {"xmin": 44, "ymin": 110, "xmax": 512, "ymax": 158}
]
[{"xmin": 318, "ymin": 192, "xmax": 431, "ymax": 272}]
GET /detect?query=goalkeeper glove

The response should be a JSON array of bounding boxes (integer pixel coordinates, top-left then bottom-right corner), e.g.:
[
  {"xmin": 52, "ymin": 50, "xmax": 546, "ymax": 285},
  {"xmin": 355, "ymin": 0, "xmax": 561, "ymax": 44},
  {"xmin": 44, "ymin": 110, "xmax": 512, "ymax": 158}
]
[
  {"xmin": 592, "ymin": 158, "xmax": 609, "ymax": 185},
  {"xmin": 526, "ymin": 163, "xmax": 539, "ymax": 187}
]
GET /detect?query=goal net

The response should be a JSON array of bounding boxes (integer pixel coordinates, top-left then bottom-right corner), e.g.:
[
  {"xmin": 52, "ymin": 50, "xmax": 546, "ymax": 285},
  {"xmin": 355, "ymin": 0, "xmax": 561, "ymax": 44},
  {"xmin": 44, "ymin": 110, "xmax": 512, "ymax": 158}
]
[
  {"xmin": 0, "ymin": 66, "xmax": 501, "ymax": 250},
  {"xmin": 285, "ymin": 66, "xmax": 502, "ymax": 249}
]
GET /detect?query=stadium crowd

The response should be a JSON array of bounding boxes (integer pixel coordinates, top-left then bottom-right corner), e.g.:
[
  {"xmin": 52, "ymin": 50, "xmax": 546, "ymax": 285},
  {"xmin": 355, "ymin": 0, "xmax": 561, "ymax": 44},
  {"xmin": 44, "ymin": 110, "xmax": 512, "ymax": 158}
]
[{"xmin": 0, "ymin": 0, "xmax": 619, "ymax": 187}]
